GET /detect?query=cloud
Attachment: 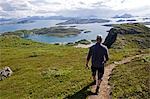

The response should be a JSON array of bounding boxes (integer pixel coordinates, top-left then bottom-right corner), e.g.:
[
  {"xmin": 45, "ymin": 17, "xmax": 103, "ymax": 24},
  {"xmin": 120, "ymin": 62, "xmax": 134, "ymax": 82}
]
[
  {"xmin": 103, "ymin": 0, "xmax": 150, "ymax": 10},
  {"xmin": 29, "ymin": 0, "xmax": 61, "ymax": 6},
  {"xmin": 121, "ymin": 0, "xmax": 126, "ymax": 3},
  {"xmin": 0, "ymin": 0, "xmax": 150, "ymax": 18},
  {"xmin": 0, "ymin": 0, "xmax": 32, "ymax": 11},
  {"xmin": 57, "ymin": 7, "xmax": 123, "ymax": 18},
  {"xmin": 79, "ymin": 2, "xmax": 85, "ymax": 5}
]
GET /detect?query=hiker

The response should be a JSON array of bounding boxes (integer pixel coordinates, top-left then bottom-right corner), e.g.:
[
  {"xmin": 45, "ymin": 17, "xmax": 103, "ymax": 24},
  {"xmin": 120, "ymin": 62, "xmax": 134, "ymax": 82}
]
[{"xmin": 86, "ymin": 35, "xmax": 109, "ymax": 94}]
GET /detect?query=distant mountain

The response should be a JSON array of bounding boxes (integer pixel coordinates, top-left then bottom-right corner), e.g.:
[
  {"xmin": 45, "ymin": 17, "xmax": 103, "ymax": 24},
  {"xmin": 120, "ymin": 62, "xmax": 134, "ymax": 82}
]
[
  {"xmin": 0, "ymin": 18, "xmax": 13, "ymax": 22},
  {"xmin": 0, "ymin": 16, "xmax": 77, "ymax": 23},
  {"xmin": 0, "ymin": 15, "xmax": 99, "ymax": 23},
  {"xmin": 16, "ymin": 20, "xmax": 35, "ymax": 24},
  {"xmin": 23, "ymin": 16, "xmax": 76, "ymax": 21},
  {"xmin": 0, "ymin": 19, "xmax": 35, "ymax": 25},
  {"xmin": 113, "ymin": 13, "xmax": 134, "ymax": 18},
  {"xmin": 56, "ymin": 19, "xmax": 110, "ymax": 25},
  {"xmin": 0, "ymin": 16, "xmax": 77, "ymax": 25}
]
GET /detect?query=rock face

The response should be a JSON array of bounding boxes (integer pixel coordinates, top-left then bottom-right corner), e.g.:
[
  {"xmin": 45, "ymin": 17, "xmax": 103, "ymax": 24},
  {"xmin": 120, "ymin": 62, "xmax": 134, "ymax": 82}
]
[
  {"xmin": 103, "ymin": 23, "xmax": 150, "ymax": 48},
  {"xmin": 103, "ymin": 27, "xmax": 141, "ymax": 48},
  {"xmin": 103, "ymin": 28, "xmax": 118, "ymax": 48}
]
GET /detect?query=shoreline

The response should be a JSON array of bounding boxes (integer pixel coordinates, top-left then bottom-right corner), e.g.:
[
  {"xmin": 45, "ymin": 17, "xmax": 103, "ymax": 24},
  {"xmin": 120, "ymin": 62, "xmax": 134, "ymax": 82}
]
[{"xmin": 74, "ymin": 43, "xmax": 94, "ymax": 48}]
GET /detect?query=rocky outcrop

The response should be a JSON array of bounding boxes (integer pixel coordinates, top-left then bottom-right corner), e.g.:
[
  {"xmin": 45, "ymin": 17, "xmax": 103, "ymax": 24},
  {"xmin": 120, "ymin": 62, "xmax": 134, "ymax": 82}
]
[
  {"xmin": 103, "ymin": 23, "xmax": 150, "ymax": 48},
  {"xmin": 103, "ymin": 27, "xmax": 140, "ymax": 48},
  {"xmin": 103, "ymin": 28, "xmax": 118, "ymax": 48}
]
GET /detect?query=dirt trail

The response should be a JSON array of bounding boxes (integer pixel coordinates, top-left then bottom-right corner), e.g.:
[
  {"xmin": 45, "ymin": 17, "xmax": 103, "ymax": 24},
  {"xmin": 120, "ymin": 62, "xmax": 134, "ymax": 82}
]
[{"xmin": 87, "ymin": 54, "xmax": 145, "ymax": 99}]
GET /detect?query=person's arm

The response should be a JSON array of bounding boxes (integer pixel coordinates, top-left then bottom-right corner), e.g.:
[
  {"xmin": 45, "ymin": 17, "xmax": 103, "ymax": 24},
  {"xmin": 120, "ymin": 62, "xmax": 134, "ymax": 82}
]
[
  {"xmin": 86, "ymin": 47, "xmax": 92, "ymax": 68},
  {"xmin": 104, "ymin": 48, "xmax": 109, "ymax": 63}
]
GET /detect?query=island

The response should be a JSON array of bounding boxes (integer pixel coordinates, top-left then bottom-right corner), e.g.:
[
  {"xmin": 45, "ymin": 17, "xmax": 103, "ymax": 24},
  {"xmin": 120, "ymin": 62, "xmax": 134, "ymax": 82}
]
[
  {"xmin": 116, "ymin": 19, "xmax": 126, "ymax": 22},
  {"xmin": 56, "ymin": 18, "xmax": 110, "ymax": 25},
  {"xmin": 103, "ymin": 21, "xmax": 150, "ymax": 27},
  {"xmin": 32, "ymin": 26, "xmax": 82, "ymax": 37},
  {"xmin": 2, "ymin": 26, "xmax": 82, "ymax": 37},
  {"xmin": 83, "ymin": 30, "xmax": 91, "ymax": 33},
  {"xmin": 126, "ymin": 19, "xmax": 136, "ymax": 21},
  {"xmin": 0, "ymin": 19, "xmax": 35, "ymax": 25}
]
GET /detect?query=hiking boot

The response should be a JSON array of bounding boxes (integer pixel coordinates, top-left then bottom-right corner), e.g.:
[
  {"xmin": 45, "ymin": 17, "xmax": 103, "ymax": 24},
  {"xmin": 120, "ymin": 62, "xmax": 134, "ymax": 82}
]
[
  {"xmin": 92, "ymin": 80, "xmax": 96, "ymax": 85},
  {"xmin": 95, "ymin": 86, "xmax": 100, "ymax": 94},
  {"xmin": 90, "ymin": 80, "xmax": 96, "ymax": 86}
]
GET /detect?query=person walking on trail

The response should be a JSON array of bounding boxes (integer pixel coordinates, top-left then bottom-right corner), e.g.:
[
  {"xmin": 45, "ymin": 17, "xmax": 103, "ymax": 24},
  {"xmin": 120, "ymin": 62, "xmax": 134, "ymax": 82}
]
[{"xmin": 86, "ymin": 35, "xmax": 109, "ymax": 94}]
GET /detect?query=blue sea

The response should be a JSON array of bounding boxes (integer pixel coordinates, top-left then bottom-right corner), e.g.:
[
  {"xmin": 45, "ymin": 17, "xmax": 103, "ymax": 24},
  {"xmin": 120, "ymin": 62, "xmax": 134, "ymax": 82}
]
[{"xmin": 0, "ymin": 17, "xmax": 149, "ymax": 43}]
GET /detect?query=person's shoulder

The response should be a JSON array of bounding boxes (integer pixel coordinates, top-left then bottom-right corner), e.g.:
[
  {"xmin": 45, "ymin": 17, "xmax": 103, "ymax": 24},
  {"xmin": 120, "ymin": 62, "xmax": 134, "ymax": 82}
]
[
  {"xmin": 89, "ymin": 44, "xmax": 96, "ymax": 49},
  {"xmin": 101, "ymin": 44, "xmax": 108, "ymax": 50}
]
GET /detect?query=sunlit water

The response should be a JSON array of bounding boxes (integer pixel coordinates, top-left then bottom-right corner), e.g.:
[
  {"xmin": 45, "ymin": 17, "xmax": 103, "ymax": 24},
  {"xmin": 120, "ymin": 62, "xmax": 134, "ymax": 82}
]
[
  {"xmin": 0, "ymin": 17, "xmax": 149, "ymax": 43},
  {"xmin": 26, "ymin": 23, "xmax": 111, "ymax": 43},
  {"xmin": 0, "ymin": 20, "xmax": 111, "ymax": 43}
]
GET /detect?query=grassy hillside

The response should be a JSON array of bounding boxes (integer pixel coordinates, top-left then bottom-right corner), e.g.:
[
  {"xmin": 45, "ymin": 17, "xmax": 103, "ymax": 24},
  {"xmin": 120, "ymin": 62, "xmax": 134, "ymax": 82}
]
[
  {"xmin": 0, "ymin": 35, "xmax": 92, "ymax": 99},
  {"xmin": 0, "ymin": 35, "xmax": 146, "ymax": 99},
  {"xmin": 108, "ymin": 23, "xmax": 150, "ymax": 99},
  {"xmin": 0, "ymin": 23, "xmax": 149, "ymax": 99},
  {"xmin": 107, "ymin": 23, "xmax": 150, "ymax": 49},
  {"xmin": 109, "ymin": 56, "xmax": 150, "ymax": 99}
]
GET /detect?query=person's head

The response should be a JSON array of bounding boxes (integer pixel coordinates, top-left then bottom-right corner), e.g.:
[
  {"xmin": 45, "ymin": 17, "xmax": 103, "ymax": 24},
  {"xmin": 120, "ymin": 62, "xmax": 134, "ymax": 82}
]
[{"xmin": 96, "ymin": 35, "xmax": 102, "ymax": 43}]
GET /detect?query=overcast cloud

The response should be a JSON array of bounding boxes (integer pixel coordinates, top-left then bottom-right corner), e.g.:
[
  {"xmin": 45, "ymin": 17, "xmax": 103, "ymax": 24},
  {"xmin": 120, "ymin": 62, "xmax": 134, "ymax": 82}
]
[{"xmin": 0, "ymin": 0, "xmax": 150, "ymax": 18}]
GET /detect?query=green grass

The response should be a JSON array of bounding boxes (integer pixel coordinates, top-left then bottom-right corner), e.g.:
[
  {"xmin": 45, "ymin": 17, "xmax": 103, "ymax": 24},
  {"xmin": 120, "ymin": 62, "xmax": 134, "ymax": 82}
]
[
  {"xmin": 0, "ymin": 35, "xmax": 92, "ymax": 99},
  {"xmin": 109, "ymin": 56, "xmax": 150, "ymax": 99},
  {"xmin": 0, "ymin": 35, "xmax": 145, "ymax": 99},
  {"xmin": 0, "ymin": 35, "xmax": 148, "ymax": 99},
  {"xmin": 114, "ymin": 23, "xmax": 150, "ymax": 34},
  {"xmin": 0, "ymin": 23, "xmax": 149, "ymax": 99},
  {"xmin": 108, "ymin": 23, "xmax": 150, "ymax": 99}
]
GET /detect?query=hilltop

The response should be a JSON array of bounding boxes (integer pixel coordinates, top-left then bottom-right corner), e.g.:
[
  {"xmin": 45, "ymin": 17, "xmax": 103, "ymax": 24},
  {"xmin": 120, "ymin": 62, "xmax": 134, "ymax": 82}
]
[
  {"xmin": 0, "ymin": 23, "xmax": 149, "ymax": 99},
  {"xmin": 103, "ymin": 23, "xmax": 150, "ymax": 48},
  {"xmin": 103, "ymin": 23, "xmax": 150, "ymax": 99}
]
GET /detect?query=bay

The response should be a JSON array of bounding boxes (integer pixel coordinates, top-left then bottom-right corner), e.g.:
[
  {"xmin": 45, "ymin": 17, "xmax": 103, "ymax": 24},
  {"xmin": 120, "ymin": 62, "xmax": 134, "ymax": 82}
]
[{"xmin": 0, "ymin": 20, "xmax": 111, "ymax": 43}]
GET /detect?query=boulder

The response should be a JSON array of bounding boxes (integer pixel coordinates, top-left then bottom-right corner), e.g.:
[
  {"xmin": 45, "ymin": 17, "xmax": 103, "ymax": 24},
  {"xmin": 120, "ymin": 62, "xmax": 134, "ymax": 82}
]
[
  {"xmin": 103, "ymin": 28, "xmax": 118, "ymax": 48},
  {"xmin": 0, "ymin": 67, "xmax": 13, "ymax": 80}
]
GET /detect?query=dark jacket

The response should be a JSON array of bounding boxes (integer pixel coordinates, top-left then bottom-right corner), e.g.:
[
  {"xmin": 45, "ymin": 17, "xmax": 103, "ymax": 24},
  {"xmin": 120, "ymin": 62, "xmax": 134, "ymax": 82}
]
[{"xmin": 87, "ymin": 43, "xmax": 109, "ymax": 67}]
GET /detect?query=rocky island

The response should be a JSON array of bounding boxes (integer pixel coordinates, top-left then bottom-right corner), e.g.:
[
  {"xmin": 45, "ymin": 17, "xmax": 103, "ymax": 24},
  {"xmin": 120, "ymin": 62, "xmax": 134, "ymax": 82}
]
[
  {"xmin": 2, "ymin": 26, "xmax": 82, "ymax": 37},
  {"xmin": 56, "ymin": 18, "xmax": 110, "ymax": 25},
  {"xmin": 32, "ymin": 26, "xmax": 82, "ymax": 37}
]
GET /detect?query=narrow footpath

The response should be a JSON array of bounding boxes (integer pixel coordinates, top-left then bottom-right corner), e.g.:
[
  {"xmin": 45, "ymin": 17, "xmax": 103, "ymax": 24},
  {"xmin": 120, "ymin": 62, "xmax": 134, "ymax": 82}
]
[{"xmin": 87, "ymin": 54, "xmax": 145, "ymax": 99}]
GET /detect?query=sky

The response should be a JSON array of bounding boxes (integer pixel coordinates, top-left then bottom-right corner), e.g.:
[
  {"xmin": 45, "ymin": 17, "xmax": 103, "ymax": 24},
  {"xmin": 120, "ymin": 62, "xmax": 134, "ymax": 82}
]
[{"xmin": 0, "ymin": 0, "xmax": 150, "ymax": 18}]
